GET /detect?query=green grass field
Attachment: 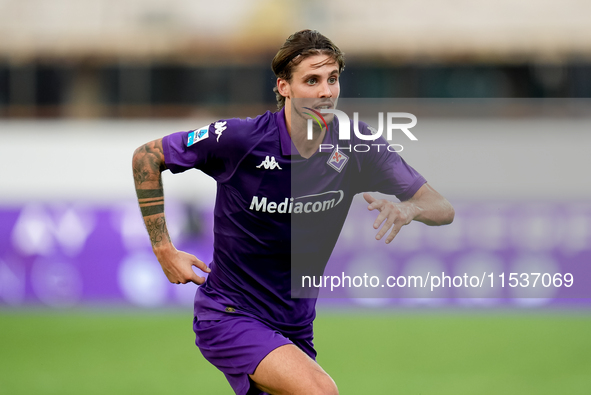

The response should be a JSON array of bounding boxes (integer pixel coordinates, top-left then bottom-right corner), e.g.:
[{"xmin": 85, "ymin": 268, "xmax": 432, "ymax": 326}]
[{"xmin": 1, "ymin": 309, "xmax": 590, "ymax": 394}]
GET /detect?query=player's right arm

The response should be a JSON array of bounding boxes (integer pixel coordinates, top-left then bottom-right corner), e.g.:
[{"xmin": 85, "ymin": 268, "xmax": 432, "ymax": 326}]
[{"xmin": 132, "ymin": 138, "xmax": 210, "ymax": 284}]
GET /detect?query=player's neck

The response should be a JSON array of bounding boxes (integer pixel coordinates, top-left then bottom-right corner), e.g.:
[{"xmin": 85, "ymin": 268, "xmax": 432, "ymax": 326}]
[{"xmin": 284, "ymin": 104, "xmax": 325, "ymax": 159}]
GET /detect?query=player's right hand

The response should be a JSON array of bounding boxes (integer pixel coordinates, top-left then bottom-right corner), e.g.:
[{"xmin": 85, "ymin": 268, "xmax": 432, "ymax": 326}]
[{"xmin": 154, "ymin": 245, "xmax": 211, "ymax": 285}]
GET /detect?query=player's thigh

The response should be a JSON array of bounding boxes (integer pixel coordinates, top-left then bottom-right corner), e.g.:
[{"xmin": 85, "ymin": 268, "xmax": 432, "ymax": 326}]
[{"xmin": 249, "ymin": 343, "xmax": 338, "ymax": 395}]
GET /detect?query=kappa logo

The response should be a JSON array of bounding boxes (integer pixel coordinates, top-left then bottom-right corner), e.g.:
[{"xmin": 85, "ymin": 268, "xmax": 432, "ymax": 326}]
[
  {"xmin": 214, "ymin": 121, "xmax": 227, "ymax": 142},
  {"xmin": 256, "ymin": 156, "xmax": 282, "ymax": 170},
  {"xmin": 187, "ymin": 126, "xmax": 209, "ymax": 146},
  {"xmin": 327, "ymin": 148, "xmax": 349, "ymax": 172}
]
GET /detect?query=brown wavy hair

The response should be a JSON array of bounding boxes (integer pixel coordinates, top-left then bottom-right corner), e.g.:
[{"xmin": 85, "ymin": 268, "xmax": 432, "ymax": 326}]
[{"xmin": 271, "ymin": 29, "xmax": 345, "ymax": 110}]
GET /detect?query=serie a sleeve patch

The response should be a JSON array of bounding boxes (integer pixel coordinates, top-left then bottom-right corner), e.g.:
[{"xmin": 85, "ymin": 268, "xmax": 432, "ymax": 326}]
[{"xmin": 187, "ymin": 125, "xmax": 210, "ymax": 146}]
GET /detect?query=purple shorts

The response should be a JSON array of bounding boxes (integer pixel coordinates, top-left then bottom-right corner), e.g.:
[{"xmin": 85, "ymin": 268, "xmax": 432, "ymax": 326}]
[{"xmin": 193, "ymin": 313, "xmax": 316, "ymax": 395}]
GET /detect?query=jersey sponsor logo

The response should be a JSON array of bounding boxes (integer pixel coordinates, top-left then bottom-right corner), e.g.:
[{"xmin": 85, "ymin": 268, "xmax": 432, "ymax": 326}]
[
  {"xmin": 214, "ymin": 121, "xmax": 227, "ymax": 142},
  {"xmin": 187, "ymin": 126, "xmax": 209, "ymax": 146},
  {"xmin": 256, "ymin": 156, "xmax": 282, "ymax": 170},
  {"xmin": 249, "ymin": 190, "xmax": 344, "ymax": 214},
  {"xmin": 327, "ymin": 148, "xmax": 349, "ymax": 172}
]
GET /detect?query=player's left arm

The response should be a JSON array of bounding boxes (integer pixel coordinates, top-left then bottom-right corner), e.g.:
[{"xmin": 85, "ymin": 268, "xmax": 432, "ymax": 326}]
[{"xmin": 364, "ymin": 183, "xmax": 454, "ymax": 244}]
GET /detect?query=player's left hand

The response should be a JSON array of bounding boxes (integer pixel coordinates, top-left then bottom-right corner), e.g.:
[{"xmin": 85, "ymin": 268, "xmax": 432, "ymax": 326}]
[{"xmin": 363, "ymin": 193, "xmax": 417, "ymax": 244}]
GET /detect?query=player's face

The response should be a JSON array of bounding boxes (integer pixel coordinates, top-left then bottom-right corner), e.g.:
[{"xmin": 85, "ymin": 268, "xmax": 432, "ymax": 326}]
[{"xmin": 278, "ymin": 54, "xmax": 340, "ymax": 124}]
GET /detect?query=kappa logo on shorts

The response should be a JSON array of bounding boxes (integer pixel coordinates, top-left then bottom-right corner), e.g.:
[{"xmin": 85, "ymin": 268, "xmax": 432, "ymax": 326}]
[
  {"xmin": 327, "ymin": 148, "xmax": 349, "ymax": 172},
  {"xmin": 256, "ymin": 156, "xmax": 282, "ymax": 170},
  {"xmin": 214, "ymin": 121, "xmax": 227, "ymax": 142},
  {"xmin": 187, "ymin": 126, "xmax": 209, "ymax": 146}
]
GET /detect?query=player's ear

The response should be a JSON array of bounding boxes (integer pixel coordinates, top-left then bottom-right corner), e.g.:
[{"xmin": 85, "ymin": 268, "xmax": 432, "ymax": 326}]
[{"xmin": 277, "ymin": 78, "xmax": 290, "ymax": 98}]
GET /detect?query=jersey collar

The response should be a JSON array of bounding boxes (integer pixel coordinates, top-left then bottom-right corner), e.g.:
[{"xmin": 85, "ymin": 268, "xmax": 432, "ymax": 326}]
[
  {"xmin": 276, "ymin": 107, "xmax": 337, "ymax": 157},
  {"xmin": 275, "ymin": 107, "xmax": 296, "ymax": 156}
]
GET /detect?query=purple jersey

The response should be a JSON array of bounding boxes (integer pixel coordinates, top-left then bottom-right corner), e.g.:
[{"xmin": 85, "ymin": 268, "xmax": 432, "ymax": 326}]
[{"xmin": 162, "ymin": 108, "xmax": 426, "ymax": 335}]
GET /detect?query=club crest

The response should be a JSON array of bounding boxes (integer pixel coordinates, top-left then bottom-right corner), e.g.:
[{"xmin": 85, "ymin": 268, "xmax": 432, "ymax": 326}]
[{"xmin": 327, "ymin": 148, "xmax": 348, "ymax": 172}]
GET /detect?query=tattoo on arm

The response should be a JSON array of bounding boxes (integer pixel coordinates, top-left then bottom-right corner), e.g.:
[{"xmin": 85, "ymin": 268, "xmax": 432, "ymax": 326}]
[
  {"xmin": 132, "ymin": 140, "xmax": 167, "ymax": 187},
  {"xmin": 133, "ymin": 139, "xmax": 171, "ymax": 246},
  {"xmin": 144, "ymin": 216, "xmax": 171, "ymax": 247},
  {"xmin": 137, "ymin": 189, "xmax": 165, "ymax": 217}
]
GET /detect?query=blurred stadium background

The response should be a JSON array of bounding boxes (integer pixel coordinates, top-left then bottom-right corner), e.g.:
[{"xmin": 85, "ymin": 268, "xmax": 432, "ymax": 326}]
[{"xmin": 1, "ymin": 0, "xmax": 590, "ymax": 394}]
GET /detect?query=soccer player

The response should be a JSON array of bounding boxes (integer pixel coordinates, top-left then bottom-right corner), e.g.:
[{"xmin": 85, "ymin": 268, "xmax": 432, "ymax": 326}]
[{"xmin": 132, "ymin": 30, "xmax": 454, "ymax": 395}]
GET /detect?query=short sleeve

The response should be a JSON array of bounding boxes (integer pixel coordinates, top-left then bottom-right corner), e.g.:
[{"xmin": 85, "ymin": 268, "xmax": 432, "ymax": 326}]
[
  {"xmin": 162, "ymin": 119, "xmax": 252, "ymax": 181},
  {"xmin": 356, "ymin": 123, "xmax": 427, "ymax": 201}
]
